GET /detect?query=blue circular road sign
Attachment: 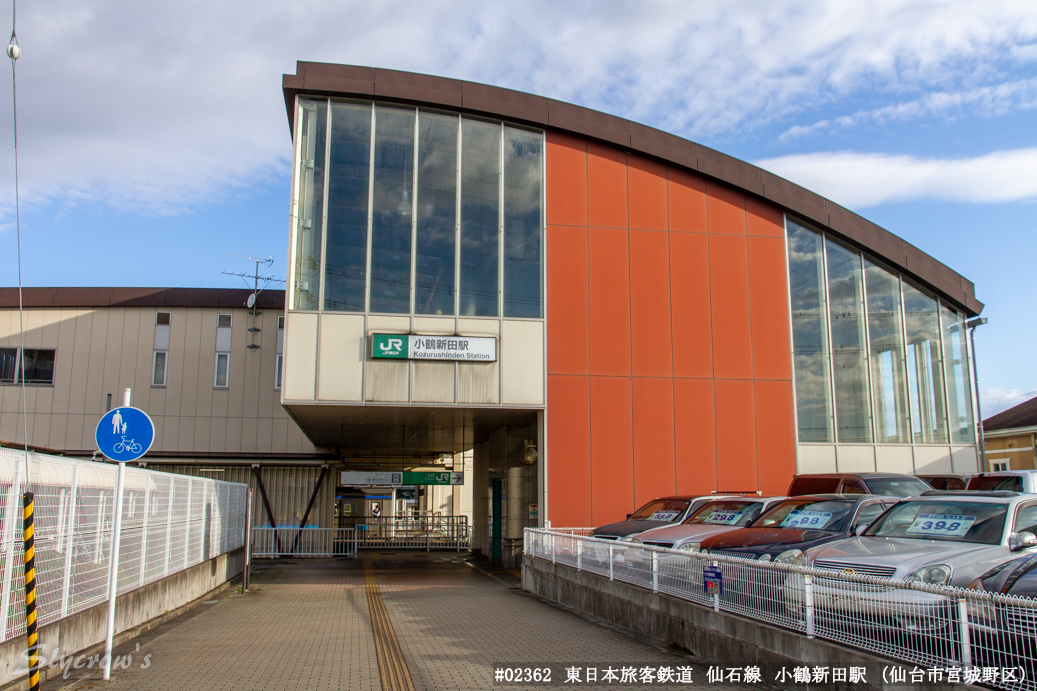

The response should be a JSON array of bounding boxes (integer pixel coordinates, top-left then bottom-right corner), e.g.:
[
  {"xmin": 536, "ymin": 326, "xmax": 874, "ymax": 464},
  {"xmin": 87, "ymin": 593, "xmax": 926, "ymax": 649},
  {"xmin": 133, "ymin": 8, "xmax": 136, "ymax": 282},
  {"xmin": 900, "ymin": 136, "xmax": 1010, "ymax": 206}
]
[{"xmin": 95, "ymin": 407, "xmax": 155, "ymax": 462}]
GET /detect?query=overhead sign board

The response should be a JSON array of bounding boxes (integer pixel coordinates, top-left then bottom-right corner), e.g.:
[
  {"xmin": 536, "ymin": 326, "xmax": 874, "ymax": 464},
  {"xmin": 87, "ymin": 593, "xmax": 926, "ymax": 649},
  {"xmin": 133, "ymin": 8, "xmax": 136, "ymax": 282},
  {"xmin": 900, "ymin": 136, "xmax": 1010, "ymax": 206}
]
[
  {"xmin": 340, "ymin": 471, "xmax": 465, "ymax": 486},
  {"xmin": 95, "ymin": 407, "xmax": 155, "ymax": 462},
  {"xmin": 370, "ymin": 334, "xmax": 496, "ymax": 362}
]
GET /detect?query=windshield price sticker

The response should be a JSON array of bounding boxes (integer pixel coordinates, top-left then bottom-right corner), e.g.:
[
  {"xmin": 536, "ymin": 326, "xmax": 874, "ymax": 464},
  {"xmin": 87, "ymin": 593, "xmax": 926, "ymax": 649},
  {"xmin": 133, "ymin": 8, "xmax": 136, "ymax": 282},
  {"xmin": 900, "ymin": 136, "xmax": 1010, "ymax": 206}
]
[
  {"xmin": 780, "ymin": 510, "xmax": 833, "ymax": 529},
  {"xmin": 906, "ymin": 514, "xmax": 976, "ymax": 538},
  {"xmin": 648, "ymin": 510, "xmax": 680, "ymax": 522},
  {"xmin": 704, "ymin": 508, "xmax": 747, "ymax": 525}
]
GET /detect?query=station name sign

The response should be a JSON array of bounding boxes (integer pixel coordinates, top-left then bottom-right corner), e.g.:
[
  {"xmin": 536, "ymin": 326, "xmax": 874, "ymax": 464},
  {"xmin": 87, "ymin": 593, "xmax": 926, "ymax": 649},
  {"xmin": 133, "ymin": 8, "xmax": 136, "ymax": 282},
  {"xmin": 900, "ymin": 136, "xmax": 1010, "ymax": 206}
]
[
  {"xmin": 340, "ymin": 471, "xmax": 464, "ymax": 486},
  {"xmin": 370, "ymin": 334, "xmax": 496, "ymax": 362}
]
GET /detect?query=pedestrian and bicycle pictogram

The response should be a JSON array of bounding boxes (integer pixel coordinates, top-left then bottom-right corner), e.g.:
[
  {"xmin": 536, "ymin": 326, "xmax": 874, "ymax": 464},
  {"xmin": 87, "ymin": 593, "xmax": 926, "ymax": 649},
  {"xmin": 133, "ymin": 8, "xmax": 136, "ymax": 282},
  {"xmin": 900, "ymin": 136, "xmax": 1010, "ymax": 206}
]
[{"xmin": 95, "ymin": 407, "xmax": 155, "ymax": 462}]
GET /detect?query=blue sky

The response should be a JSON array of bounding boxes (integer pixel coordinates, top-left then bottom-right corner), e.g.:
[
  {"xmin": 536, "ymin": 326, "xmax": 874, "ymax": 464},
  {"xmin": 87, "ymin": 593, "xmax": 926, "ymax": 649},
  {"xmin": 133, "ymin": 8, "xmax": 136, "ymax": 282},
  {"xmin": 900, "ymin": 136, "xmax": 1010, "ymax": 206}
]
[{"xmin": 0, "ymin": 1, "xmax": 1034, "ymax": 416}]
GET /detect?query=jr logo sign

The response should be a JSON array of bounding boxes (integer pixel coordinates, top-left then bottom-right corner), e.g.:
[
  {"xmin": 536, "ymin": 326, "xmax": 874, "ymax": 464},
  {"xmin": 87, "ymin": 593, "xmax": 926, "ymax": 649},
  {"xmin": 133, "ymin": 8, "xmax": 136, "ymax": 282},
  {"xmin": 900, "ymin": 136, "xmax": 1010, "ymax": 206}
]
[{"xmin": 372, "ymin": 334, "xmax": 408, "ymax": 359}]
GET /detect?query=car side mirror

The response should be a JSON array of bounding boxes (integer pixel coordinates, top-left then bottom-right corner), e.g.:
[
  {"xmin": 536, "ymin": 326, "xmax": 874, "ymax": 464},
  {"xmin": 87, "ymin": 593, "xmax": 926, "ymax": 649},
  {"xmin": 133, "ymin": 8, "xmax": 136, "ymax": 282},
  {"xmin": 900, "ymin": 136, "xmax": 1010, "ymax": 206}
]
[
  {"xmin": 1009, "ymin": 531, "xmax": 1037, "ymax": 551},
  {"xmin": 854, "ymin": 524, "xmax": 868, "ymax": 536},
  {"xmin": 626, "ymin": 514, "xmax": 632, "ymax": 519}
]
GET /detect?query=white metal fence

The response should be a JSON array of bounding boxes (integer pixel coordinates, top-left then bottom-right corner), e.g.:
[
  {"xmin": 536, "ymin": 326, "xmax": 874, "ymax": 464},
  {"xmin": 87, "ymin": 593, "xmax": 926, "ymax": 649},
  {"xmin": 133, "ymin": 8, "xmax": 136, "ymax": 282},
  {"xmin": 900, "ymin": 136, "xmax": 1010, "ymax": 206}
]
[
  {"xmin": 0, "ymin": 448, "xmax": 248, "ymax": 644},
  {"xmin": 526, "ymin": 529, "xmax": 1037, "ymax": 688},
  {"xmin": 251, "ymin": 528, "xmax": 358, "ymax": 557},
  {"xmin": 357, "ymin": 516, "xmax": 470, "ymax": 550}
]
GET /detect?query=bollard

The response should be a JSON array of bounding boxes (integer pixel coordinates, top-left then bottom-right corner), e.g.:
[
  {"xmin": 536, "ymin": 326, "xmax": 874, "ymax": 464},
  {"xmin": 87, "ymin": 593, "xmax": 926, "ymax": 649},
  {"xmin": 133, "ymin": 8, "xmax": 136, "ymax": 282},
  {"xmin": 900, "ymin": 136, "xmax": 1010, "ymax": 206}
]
[
  {"xmin": 652, "ymin": 551, "xmax": 659, "ymax": 593},
  {"xmin": 958, "ymin": 598, "xmax": 972, "ymax": 668},
  {"xmin": 577, "ymin": 540, "xmax": 583, "ymax": 571},
  {"xmin": 804, "ymin": 574, "xmax": 815, "ymax": 639},
  {"xmin": 22, "ymin": 493, "xmax": 39, "ymax": 691},
  {"xmin": 608, "ymin": 544, "xmax": 614, "ymax": 581}
]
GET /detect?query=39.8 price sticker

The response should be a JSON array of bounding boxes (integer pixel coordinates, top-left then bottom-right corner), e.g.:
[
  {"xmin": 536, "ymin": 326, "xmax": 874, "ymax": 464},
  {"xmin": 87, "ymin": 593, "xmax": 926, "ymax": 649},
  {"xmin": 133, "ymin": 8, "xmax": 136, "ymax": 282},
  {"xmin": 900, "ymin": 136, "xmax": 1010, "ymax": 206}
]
[{"xmin": 906, "ymin": 514, "xmax": 975, "ymax": 538}]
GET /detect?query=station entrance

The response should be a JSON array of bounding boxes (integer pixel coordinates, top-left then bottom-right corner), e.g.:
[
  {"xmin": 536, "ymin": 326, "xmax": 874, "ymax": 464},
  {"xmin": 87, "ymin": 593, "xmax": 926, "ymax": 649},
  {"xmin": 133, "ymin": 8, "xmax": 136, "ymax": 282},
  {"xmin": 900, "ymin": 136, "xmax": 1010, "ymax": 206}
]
[{"xmin": 256, "ymin": 406, "xmax": 543, "ymax": 566}]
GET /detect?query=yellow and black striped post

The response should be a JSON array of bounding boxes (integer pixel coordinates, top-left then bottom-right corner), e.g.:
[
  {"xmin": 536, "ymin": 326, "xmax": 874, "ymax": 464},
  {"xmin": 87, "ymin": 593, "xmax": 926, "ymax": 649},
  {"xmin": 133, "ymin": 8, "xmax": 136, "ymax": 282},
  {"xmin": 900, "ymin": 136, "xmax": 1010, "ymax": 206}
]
[{"xmin": 22, "ymin": 492, "xmax": 39, "ymax": 691}]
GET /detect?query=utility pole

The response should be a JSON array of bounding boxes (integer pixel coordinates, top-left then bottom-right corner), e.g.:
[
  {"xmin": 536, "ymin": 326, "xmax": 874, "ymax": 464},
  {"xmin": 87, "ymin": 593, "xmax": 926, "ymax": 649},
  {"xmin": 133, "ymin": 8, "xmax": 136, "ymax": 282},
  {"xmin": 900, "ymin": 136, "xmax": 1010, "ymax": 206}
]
[{"xmin": 223, "ymin": 254, "xmax": 285, "ymax": 349}]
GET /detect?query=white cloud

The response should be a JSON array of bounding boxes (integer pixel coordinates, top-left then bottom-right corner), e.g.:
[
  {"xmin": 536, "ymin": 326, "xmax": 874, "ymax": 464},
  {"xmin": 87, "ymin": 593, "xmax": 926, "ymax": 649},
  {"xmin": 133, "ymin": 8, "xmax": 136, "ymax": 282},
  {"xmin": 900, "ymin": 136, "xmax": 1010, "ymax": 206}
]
[
  {"xmin": 755, "ymin": 147, "xmax": 1037, "ymax": 207},
  {"xmin": 0, "ymin": 0, "xmax": 1033, "ymax": 215},
  {"xmin": 780, "ymin": 78, "xmax": 1037, "ymax": 141},
  {"xmin": 982, "ymin": 388, "xmax": 1037, "ymax": 418}
]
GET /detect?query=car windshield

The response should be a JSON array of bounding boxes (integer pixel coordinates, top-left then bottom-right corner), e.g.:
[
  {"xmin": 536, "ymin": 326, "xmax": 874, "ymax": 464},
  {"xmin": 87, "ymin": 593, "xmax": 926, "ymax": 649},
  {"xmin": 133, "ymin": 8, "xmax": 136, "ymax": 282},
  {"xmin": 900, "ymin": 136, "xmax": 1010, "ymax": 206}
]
[
  {"xmin": 753, "ymin": 499, "xmax": 854, "ymax": 532},
  {"xmin": 866, "ymin": 501, "xmax": 1008, "ymax": 544},
  {"xmin": 969, "ymin": 476, "xmax": 1024, "ymax": 492},
  {"xmin": 683, "ymin": 501, "xmax": 763, "ymax": 527},
  {"xmin": 628, "ymin": 499, "xmax": 690, "ymax": 522},
  {"xmin": 863, "ymin": 477, "xmax": 932, "ymax": 496}
]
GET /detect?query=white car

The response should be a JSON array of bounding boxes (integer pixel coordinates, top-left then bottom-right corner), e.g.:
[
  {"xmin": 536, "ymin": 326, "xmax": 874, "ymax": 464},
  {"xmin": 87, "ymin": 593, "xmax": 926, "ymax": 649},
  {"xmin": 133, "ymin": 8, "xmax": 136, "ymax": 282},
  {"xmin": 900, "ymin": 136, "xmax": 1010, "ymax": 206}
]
[
  {"xmin": 785, "ymin": 491, "xmax": 1037, "ymax": 631},
  {"xmin": 628, "ymin": 497, "xmax": 787, "ymax": 551}
]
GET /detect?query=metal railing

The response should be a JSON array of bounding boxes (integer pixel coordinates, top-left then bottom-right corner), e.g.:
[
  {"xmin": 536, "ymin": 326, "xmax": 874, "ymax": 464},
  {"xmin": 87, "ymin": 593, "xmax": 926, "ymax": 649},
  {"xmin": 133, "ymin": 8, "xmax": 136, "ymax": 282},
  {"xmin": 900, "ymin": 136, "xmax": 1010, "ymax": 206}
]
[
  {"xmin": 0, "ymin": 448, "xmax": 248, "ymax": 644},
  {"xmin": 251, "ymin": 528, "xmax": 358, "ymax": 558},
  {"xmin": 526, "ymin": 529, "xmax": 1037, "ymax": 689},
  {"xmin": 358, "ymin": 516, "xmax": 470, "ymax": 550}
]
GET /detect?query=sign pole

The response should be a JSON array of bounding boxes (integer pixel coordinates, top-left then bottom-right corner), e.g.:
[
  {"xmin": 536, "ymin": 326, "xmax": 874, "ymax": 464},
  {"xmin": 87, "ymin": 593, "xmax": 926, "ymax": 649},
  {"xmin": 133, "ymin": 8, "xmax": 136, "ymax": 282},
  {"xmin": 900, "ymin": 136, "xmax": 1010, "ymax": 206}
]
[{"xmin": 102, "ymin": 388, "xmax": 131, "ymax": 680}]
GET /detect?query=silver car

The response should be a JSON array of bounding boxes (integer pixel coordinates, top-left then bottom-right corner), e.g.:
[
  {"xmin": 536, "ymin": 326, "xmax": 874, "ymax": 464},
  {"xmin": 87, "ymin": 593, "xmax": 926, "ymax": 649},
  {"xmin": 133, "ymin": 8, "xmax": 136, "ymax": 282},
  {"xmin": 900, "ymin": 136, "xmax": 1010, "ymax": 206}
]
[
  {"xmin": 628, "ymin": 497, "xmax": 786, "ymax": 551},
  {"xmin": 785, "ymin": 491, "xmax": 1037, "ymax": 630}
]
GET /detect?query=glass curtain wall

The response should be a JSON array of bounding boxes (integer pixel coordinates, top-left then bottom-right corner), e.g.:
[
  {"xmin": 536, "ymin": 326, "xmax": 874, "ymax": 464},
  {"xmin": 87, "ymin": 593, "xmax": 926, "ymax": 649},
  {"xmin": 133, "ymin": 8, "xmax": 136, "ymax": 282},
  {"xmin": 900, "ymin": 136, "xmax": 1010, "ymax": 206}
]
[
  {"xmin": 787, "ymin": 220, "xmax": 833, "ymax": 442},
  {"xmin": 503, "ymin": 128, "xmax": 544, "ymax": 318},
  {"xmin": 415, "ymin": 113, "xmax": 458, "ymax": 315},
  {"xmin": 786, "ymin": 218, "xmax": 974, "ymax": 446},
  {"xmin": 291, "ymin": 98, "xmax": 544, "ymax": 319},
  {"xmin": 826, "ymin": 239, "xmax": 872, "ymax": 442},
  {"xmin": 865, "ymin": 260, "xmax": 910, "ymax": 443},
  {"xmin": 370, "ymin": 107, "xmax": 415, "ymax": 313},
  {"xmin": 903, "ymin": 282, "xmax": 948, "ymax": 444},
  {"xmin": 323, "ymin": 102, "xmax": 370, "ymax": 312},
  {"xmin": 942, "ymin": 305, "xmax": 975, "ymax": 443},
  {"xmin": 460, "ymin": 120, "xmax": 501, "ymax": 317},
  {"xmin": 292, "ymin": 99, "xmax": 328, "ymax": 310}
]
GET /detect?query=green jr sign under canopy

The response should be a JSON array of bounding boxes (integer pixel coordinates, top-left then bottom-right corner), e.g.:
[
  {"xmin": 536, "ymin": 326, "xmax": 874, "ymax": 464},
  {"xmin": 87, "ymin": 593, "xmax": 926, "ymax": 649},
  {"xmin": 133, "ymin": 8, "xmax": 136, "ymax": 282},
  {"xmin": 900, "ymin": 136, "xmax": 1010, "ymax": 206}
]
[{"xmin": 370, "ymin": 334, "xmax": 496, "ymax": 362}]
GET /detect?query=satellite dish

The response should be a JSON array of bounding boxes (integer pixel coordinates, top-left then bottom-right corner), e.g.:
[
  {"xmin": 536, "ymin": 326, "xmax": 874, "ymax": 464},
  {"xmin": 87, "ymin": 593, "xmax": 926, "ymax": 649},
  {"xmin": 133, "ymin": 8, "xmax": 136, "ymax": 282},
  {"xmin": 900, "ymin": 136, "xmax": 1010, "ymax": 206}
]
[{"xmin": 247, "ymin": 293, "xmax": 257, "ymax": 308}]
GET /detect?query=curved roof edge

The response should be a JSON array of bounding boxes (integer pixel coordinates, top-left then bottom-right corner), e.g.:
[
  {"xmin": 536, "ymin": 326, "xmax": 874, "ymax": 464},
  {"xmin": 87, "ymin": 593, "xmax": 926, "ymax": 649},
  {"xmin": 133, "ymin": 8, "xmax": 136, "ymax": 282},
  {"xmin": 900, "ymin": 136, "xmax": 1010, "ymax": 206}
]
[{"xmin": 283, "ymin": 61, "xmax": 982, "ymax": 316}]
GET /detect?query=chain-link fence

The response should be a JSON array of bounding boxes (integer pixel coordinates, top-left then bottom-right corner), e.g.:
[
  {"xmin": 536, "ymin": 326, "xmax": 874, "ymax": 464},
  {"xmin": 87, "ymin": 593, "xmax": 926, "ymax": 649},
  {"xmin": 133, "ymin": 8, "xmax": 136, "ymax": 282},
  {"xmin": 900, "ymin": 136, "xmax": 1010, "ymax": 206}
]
[
  {"xmin": 0, "ymin": 448, "xmax": 247, "ymax": 643},
  {"xmin": 527, "ymin": 529, "xmax": 1037, "ymax": 689}
]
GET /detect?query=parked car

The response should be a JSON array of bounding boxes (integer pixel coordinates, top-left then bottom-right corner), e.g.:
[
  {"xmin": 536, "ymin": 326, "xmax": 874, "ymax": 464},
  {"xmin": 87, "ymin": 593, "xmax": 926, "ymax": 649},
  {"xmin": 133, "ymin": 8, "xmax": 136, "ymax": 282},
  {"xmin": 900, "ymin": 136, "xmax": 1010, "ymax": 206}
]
[
  {"xmin": 967, "ymin": 553, "xmax": 1037, "ymax": 674},
  {"xmin": 787, "ymin": 473, "xmax": 932, "ymax": 497},
  {"xmin": 629, "ymin": 497, "xmax": 786, "ymax": 551},
  {"xmin": 967, "ymin": 471, "xmax": 1037, "ymax": 493},
  {"xmin": 916, "ymin": 474, "xmax": 967, "ymax": 491},
  {"xmin": 696, "ymin": 494, "xmax": 899, "ymax": 564},
  {"xmin": 786, "ymin": 491, "xmax": 1037, "ymax": 631},
  {"xmin": 590, "ymin": 496, "xmax": 714, "ymax": 541}
]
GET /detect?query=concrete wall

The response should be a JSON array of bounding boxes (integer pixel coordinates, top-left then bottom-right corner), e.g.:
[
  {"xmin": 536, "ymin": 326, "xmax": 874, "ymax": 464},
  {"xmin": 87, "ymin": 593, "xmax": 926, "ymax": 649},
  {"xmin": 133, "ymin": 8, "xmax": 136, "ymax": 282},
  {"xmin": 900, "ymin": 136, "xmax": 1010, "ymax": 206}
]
[
  {"xmin": 522, "ymin": 555, "xmax": 957, "ymax": 691},
  {"xmin": 0, "ymin": 548, "xmax": 243, "ymax": 689}
]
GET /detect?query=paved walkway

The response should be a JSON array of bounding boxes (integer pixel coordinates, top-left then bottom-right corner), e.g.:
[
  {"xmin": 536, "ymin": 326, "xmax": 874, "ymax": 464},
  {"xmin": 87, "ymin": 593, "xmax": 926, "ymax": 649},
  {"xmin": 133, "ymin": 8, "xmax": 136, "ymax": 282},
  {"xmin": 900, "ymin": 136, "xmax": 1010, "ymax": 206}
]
[{"xmin": 53, "ymin": 553, "xmax": 766, "ymax": 691}]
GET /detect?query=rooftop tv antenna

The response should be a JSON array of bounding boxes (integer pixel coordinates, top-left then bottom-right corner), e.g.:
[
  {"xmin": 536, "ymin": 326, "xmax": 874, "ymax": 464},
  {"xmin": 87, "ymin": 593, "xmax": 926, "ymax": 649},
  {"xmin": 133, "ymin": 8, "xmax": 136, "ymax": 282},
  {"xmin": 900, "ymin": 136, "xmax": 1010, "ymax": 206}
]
[{"xmin": 222, "ymin": 254, "xmax": 285, "ymax": 349}]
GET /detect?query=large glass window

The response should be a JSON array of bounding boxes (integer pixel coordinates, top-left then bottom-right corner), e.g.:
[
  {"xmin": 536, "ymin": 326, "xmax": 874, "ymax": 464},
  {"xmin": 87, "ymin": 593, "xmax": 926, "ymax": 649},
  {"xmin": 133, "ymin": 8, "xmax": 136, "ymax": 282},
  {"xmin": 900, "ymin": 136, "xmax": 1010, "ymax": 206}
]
[
  {"xmin": 787, "ymin": 221, "xmax": 833, "ymax": 442},
  {"xmin": 415, "ymin": 112, "xmax": 458, "ymax": 315},
  {"xmin": 323, "ymin": 102, "xmax": 371, "ymax": 312},
  {"xmin": 19, "ymin": 349, "xmax": 55, "ymax": 385},
  {"xmin": 503, "ymin": 127, "xmax": 543, "ymax": 318},
  {"xmin": 369, "ymin": 107, "xmax": 415, "ymax": 314},
  {"xmin": 292, "ymin": 99, "xmax": 327, "ymax": 311},
  {"xmin": 903, "ymin": 282, "xmax": 948, "ymax": 444},
  {"xmin": 865, "ymin": 261, "xmax": 911, "ymax": 443},
  {"xmin": 460, "ymin": 120, "xmax": 501, "ymax": 317},
  {"xmin": 826, "ymin": 239, "xmax": 872, "ymax": 443},
  {"xmin": 290, "ymin": 99, "xmax": 544, "ymax": 319},
  {"xmin": 942, "ymin": 305, "xmax": 975, "ymax": 443},
  {"xmin": 0, "ymin": 348, "xmax": 15, "ymax": 383}
]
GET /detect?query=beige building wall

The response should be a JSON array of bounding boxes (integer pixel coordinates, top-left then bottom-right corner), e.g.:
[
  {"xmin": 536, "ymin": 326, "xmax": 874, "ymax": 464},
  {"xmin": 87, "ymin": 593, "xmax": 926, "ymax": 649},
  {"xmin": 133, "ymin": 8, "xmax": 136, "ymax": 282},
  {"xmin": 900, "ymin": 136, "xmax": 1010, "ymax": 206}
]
[
  {"xmin": 0, "ymin": 303, "xmax": 317, "ymax": 457},
  {"xmin": 985, "ymin": 431, "xmax": 1037, "ymax": 471}
]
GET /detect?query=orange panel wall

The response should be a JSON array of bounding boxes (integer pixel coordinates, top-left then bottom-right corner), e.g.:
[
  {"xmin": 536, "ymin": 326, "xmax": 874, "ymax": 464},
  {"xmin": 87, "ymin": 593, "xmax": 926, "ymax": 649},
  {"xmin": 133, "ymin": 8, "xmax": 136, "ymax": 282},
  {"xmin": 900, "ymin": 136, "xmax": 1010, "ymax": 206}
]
[{"xmin": 545, "ymin": 134, "xmax": 796, "ymax": 527}]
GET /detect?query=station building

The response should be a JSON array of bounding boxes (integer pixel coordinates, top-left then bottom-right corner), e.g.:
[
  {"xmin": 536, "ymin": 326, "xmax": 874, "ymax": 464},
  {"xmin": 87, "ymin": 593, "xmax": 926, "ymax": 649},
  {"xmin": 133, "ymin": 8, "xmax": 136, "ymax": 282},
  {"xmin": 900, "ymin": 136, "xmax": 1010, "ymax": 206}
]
[{"xmin": 0, "ymin": 62, "xmax": 984, "ymax": 558}]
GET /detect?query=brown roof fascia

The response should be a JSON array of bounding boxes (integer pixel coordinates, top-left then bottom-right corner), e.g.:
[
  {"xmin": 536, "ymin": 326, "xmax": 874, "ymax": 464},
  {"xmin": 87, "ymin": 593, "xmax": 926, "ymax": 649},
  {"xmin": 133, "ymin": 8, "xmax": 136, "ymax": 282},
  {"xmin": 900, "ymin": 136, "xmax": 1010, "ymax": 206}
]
[
  {"xmin": 0, "ymin": 288, "xmax": 286, "ymax": 310},
  {"xmin": 282, "ymin": 61, "xmax": 983, "ymax": 316}
]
